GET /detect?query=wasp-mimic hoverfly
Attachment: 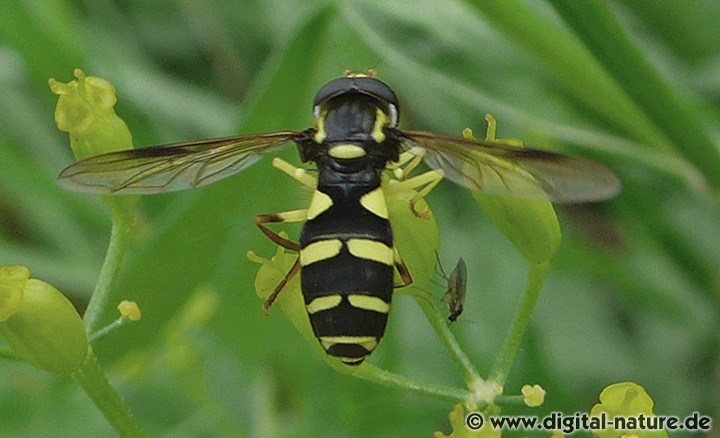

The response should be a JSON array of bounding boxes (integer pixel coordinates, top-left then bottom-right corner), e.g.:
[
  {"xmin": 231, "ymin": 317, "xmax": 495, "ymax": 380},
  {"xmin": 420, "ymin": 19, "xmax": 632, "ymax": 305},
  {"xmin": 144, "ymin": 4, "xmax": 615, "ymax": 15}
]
[{"xmin": 59, "ymin": 72, "xmax": 619, "ymax": 365}]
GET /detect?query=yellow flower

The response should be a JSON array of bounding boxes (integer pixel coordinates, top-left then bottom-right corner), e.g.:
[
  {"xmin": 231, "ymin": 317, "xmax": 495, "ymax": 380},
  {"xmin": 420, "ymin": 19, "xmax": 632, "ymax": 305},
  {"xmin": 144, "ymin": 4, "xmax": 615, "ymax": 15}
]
[
  {"xmin": 522, "ymin": 384, "xmax": 546, "ymax": 407},
  {"xmin": 49, "ymin": 69, "xmax": 138, "ymax": 222},
  {"xmin": 117, "ymin": 301, "xmax": 142, "ymax": 321},
  {"xmin": 49, "ymin": 68, "xmax": 133, "ymax": 160},
  {"xmin": 591, "ymin": 382, "xmax": 668, "ymax": 438},
  {"xmin": 0, "ymin": 266, "xmax": 88, "ymax": 374},
  {"xmin": 435, "ymin": 404, "xmax": 501, "ymax": 438}
]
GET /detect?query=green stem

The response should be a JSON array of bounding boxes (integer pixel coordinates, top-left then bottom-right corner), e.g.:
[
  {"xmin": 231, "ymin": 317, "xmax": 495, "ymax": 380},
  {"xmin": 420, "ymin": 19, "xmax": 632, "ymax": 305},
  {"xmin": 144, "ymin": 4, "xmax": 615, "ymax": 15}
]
[
  {"xmin": 488, "ymin": 260, "xmax": 550, "ymax": 386},
  {"xmin": 337, "ymin": 361, "xmax": 471, "ymax": 403},
  {"xmin": 83, "ymin": 197, "xmax": 138, "ymax": 334},
  {"xmin": 88, "ymin": 316, "xmax": 126, "ymax": 343},
  {"xmin": 72, "ymin": 346, "xmax": 146, "ymax": 437},
  {"xmin": 494, "ymin": 395, "xmax": 525, "ymax": 405},
  {"xmin": 410, "ymin": 291, "xmax": 482, "ymax": 384}
]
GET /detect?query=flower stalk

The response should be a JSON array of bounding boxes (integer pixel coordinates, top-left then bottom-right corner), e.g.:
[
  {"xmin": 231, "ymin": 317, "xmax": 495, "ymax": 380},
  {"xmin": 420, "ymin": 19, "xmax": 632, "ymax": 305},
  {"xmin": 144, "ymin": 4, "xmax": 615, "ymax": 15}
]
[
  {"xmin": 72, "ymin": 346, "xmax": 146, "ymax": 437},
  {"xmin": 489, "ymin": 260, "xmax": 550, "ymax": 386},
  {"xmin": 49, "ymin": 69, "xmax": 139, "ymax": 334}
]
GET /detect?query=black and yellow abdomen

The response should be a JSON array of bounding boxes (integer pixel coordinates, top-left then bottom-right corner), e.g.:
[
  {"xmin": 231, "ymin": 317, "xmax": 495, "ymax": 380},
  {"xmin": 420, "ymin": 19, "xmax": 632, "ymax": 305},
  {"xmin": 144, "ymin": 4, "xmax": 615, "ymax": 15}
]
[{"xmin": 299, "ymin": 171, "xmax": 394, "ymax": 366}]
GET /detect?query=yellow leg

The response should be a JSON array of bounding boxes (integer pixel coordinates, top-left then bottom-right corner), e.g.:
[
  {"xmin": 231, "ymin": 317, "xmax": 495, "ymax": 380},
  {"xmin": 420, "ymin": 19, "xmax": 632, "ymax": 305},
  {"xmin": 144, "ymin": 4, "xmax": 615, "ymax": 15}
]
[
  {"xmin": 387, "ymin": 147, "xmax": 425, "ymax": 181},
  {"xmin": 256, "ymin": 158, "xmax": 317, "ymax": 249},
  {"xmin": 253, "ymin": 209, "xmax": 306, "ymax": 314},
  {"xmin": 272, "ymin": 157, "xmax": 317, "ymax": 188},
  {"xmin": 386, "ymin": 148, "xmax": 418, "ymax": 169},
  {"xmin": 386, "ymin": 169, "xmax": 445, "ymax": 218}
]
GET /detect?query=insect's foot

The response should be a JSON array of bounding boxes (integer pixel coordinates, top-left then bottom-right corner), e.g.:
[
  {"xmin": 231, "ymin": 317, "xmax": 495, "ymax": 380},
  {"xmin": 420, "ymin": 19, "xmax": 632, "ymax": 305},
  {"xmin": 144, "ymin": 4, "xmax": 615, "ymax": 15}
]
[
  {"xmin": 262, "ymin": 300, "xmax": 273, "ymax": 315},
  {"xmin": 410, "ymin": 202, "xmax": 430, "ymax": 219}
]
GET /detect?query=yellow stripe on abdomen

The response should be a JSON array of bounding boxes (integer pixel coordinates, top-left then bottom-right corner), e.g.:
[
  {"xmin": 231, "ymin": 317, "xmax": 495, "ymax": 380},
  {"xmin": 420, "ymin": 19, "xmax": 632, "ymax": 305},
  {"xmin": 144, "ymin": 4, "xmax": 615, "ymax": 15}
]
[
  {"xmin": 305, "ymin": 294, "xmax": 342, "ymax": 314},
  {"xmin": 347, "ymin": 294, "xmax": 390, "ymax": 313},
  {"xmin": 346, "ymin": 239, "xmax": 394, "ymax": 266},
  {"xmin": 319, "ymin": 335, "xmax": 379, "ymax": 352},
  {"xmin": 300, "ymin": 239, "xmax": 343, "ymax": 266}
]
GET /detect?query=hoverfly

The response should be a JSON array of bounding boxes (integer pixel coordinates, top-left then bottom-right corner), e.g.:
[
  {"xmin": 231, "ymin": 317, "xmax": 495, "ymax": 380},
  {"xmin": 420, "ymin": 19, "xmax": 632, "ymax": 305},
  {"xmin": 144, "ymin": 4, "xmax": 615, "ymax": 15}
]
[{"xmin": 58, "ymin": 72, "xmax": 619, "ymax": 365}]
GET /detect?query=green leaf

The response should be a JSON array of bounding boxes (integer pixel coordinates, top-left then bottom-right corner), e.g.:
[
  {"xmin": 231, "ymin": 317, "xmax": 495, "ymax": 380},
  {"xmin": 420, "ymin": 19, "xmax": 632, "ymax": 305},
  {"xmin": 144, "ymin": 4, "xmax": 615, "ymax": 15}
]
[
  {"xmin": 473, "ymin": 195, "xmax": 561, "ymax": 264},
  {"xmin": 0, "ymin": 1, "xmax": 83, "ymax": 93},
  {"xmin": 463, "ymin": 0, "xmax": 673, "ymax": 152},
  {"xmin": 387, "ymin": 185, "xmax": 440, "ymax": 296},
  {"xmin": 247, "ymin": 245, "xmax": 316, "ymax": 349}
]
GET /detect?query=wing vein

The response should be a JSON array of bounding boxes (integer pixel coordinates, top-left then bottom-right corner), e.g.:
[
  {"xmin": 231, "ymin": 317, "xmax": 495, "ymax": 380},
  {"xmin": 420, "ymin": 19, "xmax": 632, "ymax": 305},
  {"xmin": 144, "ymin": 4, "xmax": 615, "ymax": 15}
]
[
  {"xmin": 58, "ymin": 132, "xmax": 302, "ymax": 194},
  {"xmin": 398, "ymin": 130, "xmax": 620, "ymax": 202}
]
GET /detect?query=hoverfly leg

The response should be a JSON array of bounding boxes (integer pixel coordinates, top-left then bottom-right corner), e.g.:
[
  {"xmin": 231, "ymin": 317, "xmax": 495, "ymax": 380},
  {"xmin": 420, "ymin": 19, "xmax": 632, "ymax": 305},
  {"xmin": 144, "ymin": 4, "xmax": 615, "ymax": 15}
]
[
  {"xmin": 256, "ymin": 159, "xmax": 314, "ymax": 314},
  {"xmin": 387, "ymin": 147, "xmax": 425, "ymax": 181},
  {"xmin": 386, "ymin": 169, "xmax": 445, "ymax": 218},
  {"xmin": 392, "ymin": 245, "xmax": 413, "ymax": 288},
  {"xmin": 262, "ymin": 257, "xmax": 301, "ymax": 315},
  {"xmin": 255, "ymin": 209, "xmax": 306, "ymax": 252},
  {"xmin": 272, "ymin": 157, "xmax": 317, "ymax": 188},
  {"xmin": 254, "ymin": 209, "xmax": 306, "ymax": 314}
]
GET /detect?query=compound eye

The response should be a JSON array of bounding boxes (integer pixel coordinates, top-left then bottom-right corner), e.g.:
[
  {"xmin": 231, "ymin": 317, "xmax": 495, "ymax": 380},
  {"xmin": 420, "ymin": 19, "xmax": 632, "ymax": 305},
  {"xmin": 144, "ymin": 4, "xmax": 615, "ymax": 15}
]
[{"xmin": 313, "ymin": 77, "xmax": 399, "ymax": 111}]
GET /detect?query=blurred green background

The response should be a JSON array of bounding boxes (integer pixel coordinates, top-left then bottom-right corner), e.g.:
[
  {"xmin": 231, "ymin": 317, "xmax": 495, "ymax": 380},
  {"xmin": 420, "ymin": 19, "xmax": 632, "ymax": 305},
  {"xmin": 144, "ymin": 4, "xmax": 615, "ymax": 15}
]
[{"xmin": 1, "ymin": 0, "xmax": 719, "ymax": 436}]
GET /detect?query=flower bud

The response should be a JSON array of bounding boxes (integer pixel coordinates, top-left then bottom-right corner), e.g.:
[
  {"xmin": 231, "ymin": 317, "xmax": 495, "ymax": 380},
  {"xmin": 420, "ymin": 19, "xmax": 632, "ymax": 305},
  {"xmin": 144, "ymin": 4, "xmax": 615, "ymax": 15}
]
[
  {"xmin": 522, "ymin": 384, "xmax": 546, "ymax": 407},
  {"xmin": 434, "ymin": 404, "xmax": 501, "ymax": 438},
  {"xmin": 117, "ymin": 300, "xmax": 141, "ymax": 321},
  {"xmin": 49, "ymin": 69, "xmax": 138, "ymax": 222},
  {"xmin": 0, "ymin": 267, "xmax": 89, "ymax": 375},
  {"xmin": 0, "ymin": 265, "xmax": 29, "ymax": 321},
  {"xmin": 591, "ymin": 381, "xmax": 656, "ymax": 416},
  {"xmin": 48, "ymin": 69, "xmax": 133, "ymax": 160}
]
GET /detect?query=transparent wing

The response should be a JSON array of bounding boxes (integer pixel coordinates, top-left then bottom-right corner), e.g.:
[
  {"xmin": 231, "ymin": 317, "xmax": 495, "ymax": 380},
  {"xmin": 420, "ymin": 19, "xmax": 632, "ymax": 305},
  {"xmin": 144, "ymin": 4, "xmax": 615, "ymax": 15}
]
[
  {"xmin": 399, "ymin": 130, "xmax": 620, "ymax": 203},
  {"xmin": 58, "ymin": 131, "xmax": 301, "ymax": 194}
]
